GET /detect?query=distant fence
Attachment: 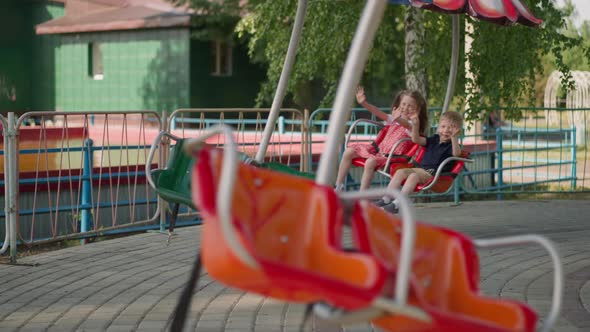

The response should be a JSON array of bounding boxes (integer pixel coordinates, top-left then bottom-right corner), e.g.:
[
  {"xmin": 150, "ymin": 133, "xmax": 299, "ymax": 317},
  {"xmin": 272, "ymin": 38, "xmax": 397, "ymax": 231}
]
[{"xmin": 1, "ymin": 107, "xmax": 589, "ymax": 262}]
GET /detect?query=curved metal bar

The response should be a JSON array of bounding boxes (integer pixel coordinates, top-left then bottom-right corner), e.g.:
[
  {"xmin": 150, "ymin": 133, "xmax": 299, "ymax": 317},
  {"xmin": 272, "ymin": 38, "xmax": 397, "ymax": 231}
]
[
  {"xmin": 382, "ymin": 137, "xmax": 413, "ymax": 172},
  {"xmin": 313, "ymin": 303, "xmax": 383, "ymax": 325},
  {"xmin": 344, "ymin": 119, "xmax": 384, "ymax": 146},
  {"xmin": 442, "ymin": 15, "xmax": 460, "ymax": 114},
  {"xmin": 339, "ymin": 186, "xmax": 416, "ymax": 309},
  {"xmin": 419, "ymin": 156, "xmax": 473, "ymax": 192},
  {"xmin": 474, "ymin": 235, "xmax": 563, "ymax": 332},
  {"xmin": 183, "ymin": 125, "xmax": 259, "ymax": 269},
  {"xmin": 316, "ymin": 0, "xmax": 388, "ymax": 185},
  {"xmin": 0, "ymin": 114, "xmax": 10, "ymax": 254},
  {"xmin": 145, "ymin": 131, "xmax": 183, "ymax": 191},
  {"xmin": 256, "ymin": 0, "xmax": 308, "ymax": 163}
]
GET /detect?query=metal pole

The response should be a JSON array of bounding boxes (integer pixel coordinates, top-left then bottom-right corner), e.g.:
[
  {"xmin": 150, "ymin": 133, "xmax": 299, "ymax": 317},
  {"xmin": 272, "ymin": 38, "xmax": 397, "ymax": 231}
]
[
  {"xmin": 496, "ymin": 127, "xmax": 504, "ymax": 200},
  {"xmin": 0, "ymin": 114, "xmax": 10, "ymax": 255},
  {"xmin": 7, "ymin": 112, "xmax": 19, "ymax": 262},
  {"xmin": 159, "ymin": 111, "xmax": 169, "ymax": 233},
  {"xmin": 571, "ymin": 126, "xmax": 577, "ymax": 189},
  {"xmin": 442, "ymin": 15, "xmax": 460, "ymax": 114},
  {"xmin": 316, "ymin": 0, "xmax": 388, "ymax": 185},
  {"xmin": 81, "ymin": 139, "xmax": 94, "ymax": 244},
  {"xmin": 256, "ymin": 0, "xmax": 308, "ymax": 163}
]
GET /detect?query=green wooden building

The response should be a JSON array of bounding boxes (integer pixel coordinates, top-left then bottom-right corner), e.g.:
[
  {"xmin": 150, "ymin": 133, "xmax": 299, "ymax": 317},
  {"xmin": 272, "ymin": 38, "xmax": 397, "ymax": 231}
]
[{"xmin": 0, "ymin": 0, "xmax": 265, "ymax": 114}]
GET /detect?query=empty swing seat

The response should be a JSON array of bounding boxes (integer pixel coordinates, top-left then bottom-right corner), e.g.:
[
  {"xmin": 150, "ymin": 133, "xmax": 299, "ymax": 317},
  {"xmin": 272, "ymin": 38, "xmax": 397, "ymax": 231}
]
[
  {"xmin": 149, "ymin": 138, "xmax": 195, "ymax": 209},
  {"xmin": 191, "ymin": 146, "xmax": 388, "ymax": 310},
  {"xmin": 350, "ymin": 204, "xmax": 538, "ymax": 332}
]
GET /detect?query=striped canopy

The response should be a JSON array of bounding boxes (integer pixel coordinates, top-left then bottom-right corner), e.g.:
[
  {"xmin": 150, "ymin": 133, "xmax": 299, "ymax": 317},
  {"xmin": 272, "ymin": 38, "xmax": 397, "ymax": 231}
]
[{"xmin": 390, "ymin": 0, "xmax": 542, "ymax": 27}]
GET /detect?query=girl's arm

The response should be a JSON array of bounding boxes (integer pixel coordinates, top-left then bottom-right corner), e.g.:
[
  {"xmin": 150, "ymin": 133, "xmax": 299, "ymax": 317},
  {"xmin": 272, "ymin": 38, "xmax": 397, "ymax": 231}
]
[
  {"xmin": 356, "ymin": 87, "xmax": 389, "ymax": 122},
  {"xmin": 394, "ymin": 116, "xmax": 412, "ymax": 129},
  {"xmin": 410, "ymin": 114, "xmax": 426, "ymax": 146}
]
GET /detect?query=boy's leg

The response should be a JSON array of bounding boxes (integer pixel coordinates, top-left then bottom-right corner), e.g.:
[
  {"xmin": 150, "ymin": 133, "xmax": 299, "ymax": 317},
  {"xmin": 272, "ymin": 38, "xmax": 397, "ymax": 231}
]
[
  {"xmin": 400, "ymin": 173, "xmax": 420, "ymax": 195},
  {"xmin": 386, "ymin": 168, "xmax": 412, "ymax": 191},
  {"xmin": 335, "ymin": 148, "xmax": 357, "ymax": 188},
  {"xmin": 360, "ymin": 157, "xmax": 378, "ymax": 190}
]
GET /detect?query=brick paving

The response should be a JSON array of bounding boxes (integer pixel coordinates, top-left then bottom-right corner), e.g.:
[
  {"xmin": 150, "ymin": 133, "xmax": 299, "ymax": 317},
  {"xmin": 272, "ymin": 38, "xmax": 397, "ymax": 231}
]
[{"xmin": 0, "ymin": 199, "xmax": 589, "ymax": 331}]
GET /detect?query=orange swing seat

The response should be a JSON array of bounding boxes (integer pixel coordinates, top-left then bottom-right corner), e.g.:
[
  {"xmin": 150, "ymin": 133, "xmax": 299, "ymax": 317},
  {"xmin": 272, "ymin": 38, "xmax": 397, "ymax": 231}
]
[
  {"xmin": 351, "ymin": 204, "xmax": 537, "ymax": 332},
  {"xmin": 191, "ymin": 146, "xmax": 388, "ymax": 310}
]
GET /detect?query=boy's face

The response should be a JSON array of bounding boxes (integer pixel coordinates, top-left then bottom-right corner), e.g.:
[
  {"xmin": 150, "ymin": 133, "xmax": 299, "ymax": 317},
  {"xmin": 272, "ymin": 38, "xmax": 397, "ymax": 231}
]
[
  {"xmin": 437, "ymin": 118, "xmax": 459, "ymax": 142},
  {"xmin": 396, "ymin": 95, "xmax": 418, "ymax": 119}
]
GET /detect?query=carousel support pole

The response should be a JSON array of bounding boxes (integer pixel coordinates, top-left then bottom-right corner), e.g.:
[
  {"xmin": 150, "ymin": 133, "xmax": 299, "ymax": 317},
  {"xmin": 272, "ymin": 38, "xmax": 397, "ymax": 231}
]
[{"xmin": 256, "ymin": 0, "xmax": 308, "ymax": 163}]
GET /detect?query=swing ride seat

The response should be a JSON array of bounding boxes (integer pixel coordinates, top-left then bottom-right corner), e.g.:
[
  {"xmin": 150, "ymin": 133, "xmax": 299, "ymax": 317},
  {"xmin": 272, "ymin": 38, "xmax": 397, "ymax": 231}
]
[
  {"xmin": 390, "ymin": 148, "xmax": 473, "ymax": 194},
  {"xmin": 148, "ymin": 137, "xmax": 195, "ymax": 209},
  {"xmin": 189, "ymin": 142, "xmax": 537, "ymax": 331},
  {"xmin": 352, "ymin": 204, "xmax": 537, "ymax": 332},
  {"xmin": 191, "ymin": 146, "xmax": 387, "ymax": 309},
  {"xmin": 346, "ymin": 119, "xmax": 422, "ymax": 177}
]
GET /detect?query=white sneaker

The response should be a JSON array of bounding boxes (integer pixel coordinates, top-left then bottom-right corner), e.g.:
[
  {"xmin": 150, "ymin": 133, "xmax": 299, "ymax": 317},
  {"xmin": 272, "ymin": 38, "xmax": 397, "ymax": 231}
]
[{"xmin": 334, "ymin": 184, "xmax": 345, "ymax": 192}]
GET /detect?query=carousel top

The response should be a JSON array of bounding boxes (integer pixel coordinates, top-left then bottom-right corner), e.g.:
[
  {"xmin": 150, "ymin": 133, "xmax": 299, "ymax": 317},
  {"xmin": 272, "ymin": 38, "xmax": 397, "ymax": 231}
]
[{"xmin": 389, "ymin": 0, "xmax": 542, "ymax": 27}]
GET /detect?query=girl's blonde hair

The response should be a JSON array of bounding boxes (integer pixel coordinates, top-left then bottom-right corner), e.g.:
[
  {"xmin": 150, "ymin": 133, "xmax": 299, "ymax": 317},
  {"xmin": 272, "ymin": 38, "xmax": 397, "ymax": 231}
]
[{"xmin": 391, "ymin": 90, "xmax": 428, "ymax": 134}]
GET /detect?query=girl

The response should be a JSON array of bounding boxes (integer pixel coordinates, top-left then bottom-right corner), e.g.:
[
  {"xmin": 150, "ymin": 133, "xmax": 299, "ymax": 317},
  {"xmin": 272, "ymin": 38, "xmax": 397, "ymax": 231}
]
[{"xmin": 334, "ymin": 87, "xmax": 428, "ymax": 191}]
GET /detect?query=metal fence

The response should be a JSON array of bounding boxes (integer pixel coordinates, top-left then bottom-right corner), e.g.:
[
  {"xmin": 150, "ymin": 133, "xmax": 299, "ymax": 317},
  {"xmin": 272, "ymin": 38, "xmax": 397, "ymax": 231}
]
[{"xmin": 1, "ymin": 107, "xmax": 589, "ymax": 262}]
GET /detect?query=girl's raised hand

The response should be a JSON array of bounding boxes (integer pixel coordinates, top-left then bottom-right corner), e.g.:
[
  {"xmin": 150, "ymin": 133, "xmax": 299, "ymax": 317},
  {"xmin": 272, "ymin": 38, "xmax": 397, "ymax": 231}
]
[
  {"xmin": 391, "ymin": 107, "xmax": 402, "ymax": 121},
  {"xmin": 410, "ymin": 113, "xmax": 420, "ymax": 127},
  {"xmin": 452, "ymin": 126, "xmax": 461, "ymax": 138},
  {"xmin": 356, "ymin": 86, "xmax": 366, "ymax": 104}
]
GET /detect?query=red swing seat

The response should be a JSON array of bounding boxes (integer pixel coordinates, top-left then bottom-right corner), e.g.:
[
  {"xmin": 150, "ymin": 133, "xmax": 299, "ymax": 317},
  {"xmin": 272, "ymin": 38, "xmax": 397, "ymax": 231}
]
[
  {"xmin": 392, "ymin": 148, "xmax": 472, "ymax": 193},
  {"xmin": 345, "ymin": 119, "xmax": 421, "ymax": 176},
  {"xmin": 191, "ymin": 146, "xmax": 388, "ymax": 310},
  {"xmin": 351, "ymin": 204, "xmax": 538, "ymax": 332}
]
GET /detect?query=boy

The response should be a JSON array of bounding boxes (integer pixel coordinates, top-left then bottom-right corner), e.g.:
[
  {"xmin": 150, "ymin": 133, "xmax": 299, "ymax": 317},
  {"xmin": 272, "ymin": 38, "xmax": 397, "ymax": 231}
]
[{"xmin": 375, "ymin": 111, "xmax": 463, "ymax": 213}]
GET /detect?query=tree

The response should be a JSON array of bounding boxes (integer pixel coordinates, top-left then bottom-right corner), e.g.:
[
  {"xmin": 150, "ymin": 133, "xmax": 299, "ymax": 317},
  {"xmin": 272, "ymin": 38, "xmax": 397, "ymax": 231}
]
[{"xmin": 173, "ymin": 0, "xmax": 588, "ymax": 121}]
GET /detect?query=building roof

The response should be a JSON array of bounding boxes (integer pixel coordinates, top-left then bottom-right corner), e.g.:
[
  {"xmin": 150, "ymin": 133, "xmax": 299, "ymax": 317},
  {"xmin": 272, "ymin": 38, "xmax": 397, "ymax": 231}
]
[{"xmin": 36, "ymin": 0, "xmax": 192, "ymax": 35}]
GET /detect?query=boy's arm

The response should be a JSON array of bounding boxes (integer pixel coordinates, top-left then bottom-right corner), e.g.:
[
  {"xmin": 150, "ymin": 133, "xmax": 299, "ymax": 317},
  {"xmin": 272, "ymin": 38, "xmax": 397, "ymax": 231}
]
[
  {"xmin": 356, "ymin": 87, "xmax": 389, "ymax": 122},
  {"xmin": 410, "ymin": 114, "xmax": 426, "ymax": 146}
]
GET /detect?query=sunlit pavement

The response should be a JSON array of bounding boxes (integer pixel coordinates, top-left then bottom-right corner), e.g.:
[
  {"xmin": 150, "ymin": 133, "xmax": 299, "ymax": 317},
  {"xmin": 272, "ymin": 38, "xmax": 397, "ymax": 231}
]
[{"xmin": 0, "ymin": 199, "xmax": 588, "ymax": 331}]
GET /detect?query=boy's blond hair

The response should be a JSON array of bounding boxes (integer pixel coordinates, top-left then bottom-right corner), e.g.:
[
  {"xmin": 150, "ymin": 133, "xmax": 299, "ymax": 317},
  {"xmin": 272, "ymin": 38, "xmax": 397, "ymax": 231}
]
[{"xmin": 440, "ymin": 111, "xmax": 463, "ymax": 128}]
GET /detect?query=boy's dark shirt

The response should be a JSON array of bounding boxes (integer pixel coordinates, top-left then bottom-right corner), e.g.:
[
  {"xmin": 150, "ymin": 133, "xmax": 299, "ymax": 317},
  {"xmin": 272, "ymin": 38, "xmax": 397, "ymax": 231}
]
[{"xmin": 418, "ymin": 134, "xmax": 454, "ymax": 173}]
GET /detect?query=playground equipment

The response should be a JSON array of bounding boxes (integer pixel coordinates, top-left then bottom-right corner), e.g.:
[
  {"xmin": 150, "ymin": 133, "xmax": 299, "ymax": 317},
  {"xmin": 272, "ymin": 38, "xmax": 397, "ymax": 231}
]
[{"xmin": 168, "ymin": 1, "xmax": 562, "ymax": 331}]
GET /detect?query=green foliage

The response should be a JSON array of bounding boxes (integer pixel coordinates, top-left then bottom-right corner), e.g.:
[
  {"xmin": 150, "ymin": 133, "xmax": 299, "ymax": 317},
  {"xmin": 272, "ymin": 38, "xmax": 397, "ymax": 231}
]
[
  {"xmin": 463, "ymin": 0, "xmax": 587, "ymax": 123},
  {"xmin": 174, "ymin": 0, "xmax": 588, "ymax": 121},
  {"xmin": 235, "ymin": 0, "xmax": 405, "ymax": 110},
  {"xmin": 169, "ymin": 0, "xmax": 242, "ymax": 40}
]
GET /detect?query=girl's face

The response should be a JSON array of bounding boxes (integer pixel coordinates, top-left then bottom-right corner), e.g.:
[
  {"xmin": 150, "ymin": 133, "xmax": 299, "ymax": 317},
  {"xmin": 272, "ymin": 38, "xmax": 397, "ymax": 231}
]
[{"xmin": 396, "ymin": 95, "xmax": 419, "ymax": 119}]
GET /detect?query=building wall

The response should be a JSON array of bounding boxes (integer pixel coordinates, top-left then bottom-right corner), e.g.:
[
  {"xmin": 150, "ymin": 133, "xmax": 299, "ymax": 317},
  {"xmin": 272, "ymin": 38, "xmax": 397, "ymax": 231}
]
[
  {"xmin": 31, "ymin": 2, "xmax": 65, "ymax": 111},
  {"xmin": 56, "ymin": 29, "xmax": 190, "ymax": 113},
  {"xmin": 0, "ymin": 0, "xmax": 64, "ymax": 113},
  {"xmin": 190, "ymin": 40, "xmax": 265, "ymax": 108}
]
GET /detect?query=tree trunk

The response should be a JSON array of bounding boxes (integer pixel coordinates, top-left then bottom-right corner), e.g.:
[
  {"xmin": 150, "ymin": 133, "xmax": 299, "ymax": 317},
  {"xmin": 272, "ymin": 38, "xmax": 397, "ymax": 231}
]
[{"xmin": 404, "ymin": 7, "xmax": 427, "ymax": 98}]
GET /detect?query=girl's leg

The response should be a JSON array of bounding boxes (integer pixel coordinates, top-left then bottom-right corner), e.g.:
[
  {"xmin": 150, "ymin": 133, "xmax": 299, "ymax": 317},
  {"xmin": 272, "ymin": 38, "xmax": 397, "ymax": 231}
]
[
  {"xmin": 360, "ymin": 157, "xmax": 378, "ymax": 190},
  {"xmin": 335, "ymin": 148, "xmax": 358, "ymax": 187}
]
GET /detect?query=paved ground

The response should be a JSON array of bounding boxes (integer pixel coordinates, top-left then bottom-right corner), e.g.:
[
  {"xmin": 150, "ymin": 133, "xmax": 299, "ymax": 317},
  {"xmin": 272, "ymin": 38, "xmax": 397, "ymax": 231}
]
[{"xmin": 0, "ymin": 199, "xmax": 589, "ymax": 332}]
